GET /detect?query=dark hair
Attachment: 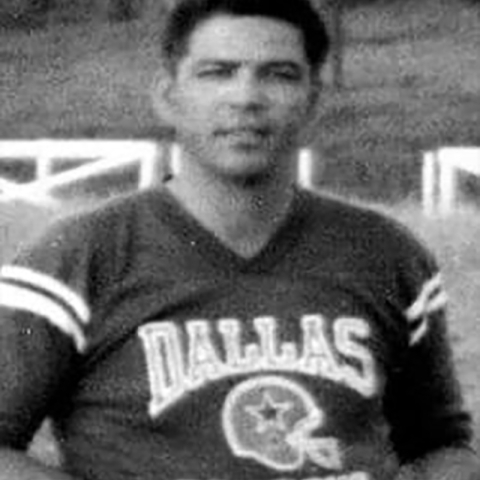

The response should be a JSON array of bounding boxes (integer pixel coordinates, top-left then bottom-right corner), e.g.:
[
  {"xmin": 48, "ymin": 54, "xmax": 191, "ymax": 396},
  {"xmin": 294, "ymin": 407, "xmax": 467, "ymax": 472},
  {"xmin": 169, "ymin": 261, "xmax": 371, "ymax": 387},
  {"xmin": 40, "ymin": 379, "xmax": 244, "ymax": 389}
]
[{"xmin": 160, "ymin": 0, "xmax": 330, "ymax": 73}]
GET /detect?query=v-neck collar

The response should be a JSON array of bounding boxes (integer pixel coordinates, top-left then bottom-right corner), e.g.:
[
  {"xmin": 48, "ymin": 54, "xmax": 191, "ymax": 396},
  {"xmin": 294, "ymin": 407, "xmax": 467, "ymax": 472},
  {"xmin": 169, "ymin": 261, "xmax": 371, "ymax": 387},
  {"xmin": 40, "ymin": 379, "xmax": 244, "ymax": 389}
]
[{"xmin": 153, "ymin": 186, "xmax": 310, "ymax": 274}]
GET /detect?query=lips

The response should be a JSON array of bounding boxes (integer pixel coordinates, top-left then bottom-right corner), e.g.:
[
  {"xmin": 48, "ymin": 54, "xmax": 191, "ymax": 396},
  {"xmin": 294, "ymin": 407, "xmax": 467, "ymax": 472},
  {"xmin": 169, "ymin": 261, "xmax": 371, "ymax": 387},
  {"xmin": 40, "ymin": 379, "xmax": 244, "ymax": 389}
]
[{"xmin": 215, "ymin": 126, "xmax": 271, "ymax": 143}]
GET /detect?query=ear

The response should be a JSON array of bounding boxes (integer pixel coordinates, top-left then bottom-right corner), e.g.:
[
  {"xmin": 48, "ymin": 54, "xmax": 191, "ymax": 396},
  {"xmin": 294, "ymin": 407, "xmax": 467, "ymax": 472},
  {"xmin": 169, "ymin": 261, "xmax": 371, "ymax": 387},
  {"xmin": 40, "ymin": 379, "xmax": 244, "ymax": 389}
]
[{"xmin": 150, "ymin": 67, "xmax": 178, "ymax": 128}]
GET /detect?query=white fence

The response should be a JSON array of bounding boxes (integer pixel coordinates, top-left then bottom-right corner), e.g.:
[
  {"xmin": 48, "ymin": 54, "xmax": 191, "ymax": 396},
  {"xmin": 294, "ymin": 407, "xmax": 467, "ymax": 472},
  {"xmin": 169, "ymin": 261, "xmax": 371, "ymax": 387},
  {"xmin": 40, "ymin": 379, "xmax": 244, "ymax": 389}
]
[
  {"xmin": 423, "ymin": 147, "xmax": 480, "ymax": 216},
  {"xmin": 0, "ymin": 140, "xmax": 314, "ymax": 203},
  {"xmin": 4, "ymin": 140, "xmax": 479, "ymax": 215},
  {"xmin": 0, "ymin": 140, "xmax": 169, "ymax": 202}
]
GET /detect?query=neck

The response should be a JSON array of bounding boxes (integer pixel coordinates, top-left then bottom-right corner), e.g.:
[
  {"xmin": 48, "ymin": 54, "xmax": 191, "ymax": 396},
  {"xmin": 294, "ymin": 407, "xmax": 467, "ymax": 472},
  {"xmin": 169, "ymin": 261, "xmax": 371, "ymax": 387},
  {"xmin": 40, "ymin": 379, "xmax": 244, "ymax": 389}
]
[{"xmin": 165, "ymin": 155, "xmax": 297, "ymax": 257}]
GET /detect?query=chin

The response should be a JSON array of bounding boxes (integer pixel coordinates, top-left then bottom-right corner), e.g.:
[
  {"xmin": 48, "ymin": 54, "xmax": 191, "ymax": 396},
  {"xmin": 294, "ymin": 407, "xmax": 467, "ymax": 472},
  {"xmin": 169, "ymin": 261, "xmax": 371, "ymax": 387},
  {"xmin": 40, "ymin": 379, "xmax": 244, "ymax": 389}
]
[{"xmin": 219, "ymin": 150, "xmax": 275, "ymax": 177}]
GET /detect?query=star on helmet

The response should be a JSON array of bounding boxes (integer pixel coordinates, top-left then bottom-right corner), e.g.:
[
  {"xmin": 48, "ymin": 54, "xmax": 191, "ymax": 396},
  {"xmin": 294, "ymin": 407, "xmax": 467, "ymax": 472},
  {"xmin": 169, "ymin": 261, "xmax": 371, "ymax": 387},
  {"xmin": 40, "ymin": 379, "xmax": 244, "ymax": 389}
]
[{"xmin": 245, "ymin": 391, "xmax": 293, "ymax": 434}]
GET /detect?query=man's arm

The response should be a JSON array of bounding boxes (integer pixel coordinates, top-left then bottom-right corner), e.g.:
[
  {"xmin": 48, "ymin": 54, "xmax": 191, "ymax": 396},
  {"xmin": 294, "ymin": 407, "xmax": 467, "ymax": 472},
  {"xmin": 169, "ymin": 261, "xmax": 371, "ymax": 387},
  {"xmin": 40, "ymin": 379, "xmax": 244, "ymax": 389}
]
[
  {"xmin": 384, "ymin": 267, "xmax": 479, "ymax": 479},
  {"xmin": 0, "ymin": 215, "xmax": 94, "ymax": 480},
  {"xmin": 0, "ymin": 448, "xmax": 77, "ymax": 480}
]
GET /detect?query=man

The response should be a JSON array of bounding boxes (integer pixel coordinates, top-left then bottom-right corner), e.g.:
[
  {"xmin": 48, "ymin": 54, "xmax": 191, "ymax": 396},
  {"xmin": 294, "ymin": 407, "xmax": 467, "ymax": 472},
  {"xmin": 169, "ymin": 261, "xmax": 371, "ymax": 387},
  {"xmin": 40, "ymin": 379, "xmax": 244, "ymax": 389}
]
[{"xmin": 0, "ymin": 0, "xmax": 478, "ymax": 479}]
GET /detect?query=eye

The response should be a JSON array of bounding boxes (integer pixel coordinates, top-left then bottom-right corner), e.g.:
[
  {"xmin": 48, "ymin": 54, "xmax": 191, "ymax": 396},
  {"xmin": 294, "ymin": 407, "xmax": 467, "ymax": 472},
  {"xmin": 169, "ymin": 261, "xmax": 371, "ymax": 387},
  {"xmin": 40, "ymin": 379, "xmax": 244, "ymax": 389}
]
[
  {"xmin": 196, "ymin": 66, "xmax": 234, "ymax": 79},
  {"xmin": 264, "ymin": 66, "xmax": 303, "ymax": 83}
]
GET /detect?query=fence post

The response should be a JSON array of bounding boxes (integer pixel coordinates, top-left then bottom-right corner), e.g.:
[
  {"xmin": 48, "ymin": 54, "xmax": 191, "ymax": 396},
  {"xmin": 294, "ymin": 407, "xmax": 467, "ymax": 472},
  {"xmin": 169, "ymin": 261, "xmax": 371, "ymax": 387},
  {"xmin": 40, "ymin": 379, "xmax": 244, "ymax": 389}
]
[
  {"xmin": 422, "ymin": 151, "xmax": 437, "ymax": 216},
  {"xmin": 297, "ymin": 149, "xmax": 314, "ymax": 189},
  {"xmin": 138, "ymin": 143, "xmax": 162, "ymax": 189},
  {"xmin": 438, "ymin": 151, "xmax": 456, "ymax": 216},
  {"xmin": 169, "ymin": 144, "xmax": 182, "ymax": 177}
]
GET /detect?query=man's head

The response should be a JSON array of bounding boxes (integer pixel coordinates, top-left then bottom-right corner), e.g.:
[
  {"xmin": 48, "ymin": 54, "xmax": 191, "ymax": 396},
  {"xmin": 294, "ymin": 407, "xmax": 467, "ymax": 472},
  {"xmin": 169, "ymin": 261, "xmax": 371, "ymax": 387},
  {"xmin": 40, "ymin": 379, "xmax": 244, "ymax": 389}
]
[
  {"xmin": 152, "ymin": 0, "xmax": 329, "ymax": 185},
  {"xmin": 160, "ymin": 0, "xmax": 330, "ymax": 76}
]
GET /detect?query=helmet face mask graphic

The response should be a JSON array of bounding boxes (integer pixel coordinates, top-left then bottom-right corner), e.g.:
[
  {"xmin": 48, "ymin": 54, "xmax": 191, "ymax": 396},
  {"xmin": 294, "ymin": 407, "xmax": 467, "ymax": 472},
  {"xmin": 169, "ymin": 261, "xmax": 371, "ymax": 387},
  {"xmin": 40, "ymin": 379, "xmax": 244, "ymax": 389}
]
[{"xmin": 222, "ymin": 376, "xmax": 343, "ymax": 472}]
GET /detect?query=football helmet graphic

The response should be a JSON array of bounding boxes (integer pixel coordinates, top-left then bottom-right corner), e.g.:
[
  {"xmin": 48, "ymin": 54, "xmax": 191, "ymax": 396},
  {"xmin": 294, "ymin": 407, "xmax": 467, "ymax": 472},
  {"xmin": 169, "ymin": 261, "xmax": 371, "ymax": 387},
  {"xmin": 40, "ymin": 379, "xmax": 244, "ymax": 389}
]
[{"xmin": 222, "ymin": 375, "xmax": 342, "ymax": 472}]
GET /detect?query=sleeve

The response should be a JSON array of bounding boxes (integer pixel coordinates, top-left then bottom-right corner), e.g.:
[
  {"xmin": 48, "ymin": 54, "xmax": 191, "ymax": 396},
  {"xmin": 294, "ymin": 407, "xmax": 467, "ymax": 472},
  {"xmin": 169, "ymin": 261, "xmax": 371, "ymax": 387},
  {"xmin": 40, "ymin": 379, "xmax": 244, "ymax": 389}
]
[
  {"xmin": 0, "ymin": 215, "xmax": 93, "ymax": 450},
  {"xmin": 382, "ymin": 225, "xmax": 473, "ymax": 463}
]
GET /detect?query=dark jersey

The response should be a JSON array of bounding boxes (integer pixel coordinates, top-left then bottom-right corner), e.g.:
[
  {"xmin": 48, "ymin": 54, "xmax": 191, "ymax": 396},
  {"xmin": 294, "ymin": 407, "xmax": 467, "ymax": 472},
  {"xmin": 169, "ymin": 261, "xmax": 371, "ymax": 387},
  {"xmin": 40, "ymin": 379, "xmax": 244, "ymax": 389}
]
[{"xmin": 0, "ymin": 187, "xmax": 472, "ymax": 480}]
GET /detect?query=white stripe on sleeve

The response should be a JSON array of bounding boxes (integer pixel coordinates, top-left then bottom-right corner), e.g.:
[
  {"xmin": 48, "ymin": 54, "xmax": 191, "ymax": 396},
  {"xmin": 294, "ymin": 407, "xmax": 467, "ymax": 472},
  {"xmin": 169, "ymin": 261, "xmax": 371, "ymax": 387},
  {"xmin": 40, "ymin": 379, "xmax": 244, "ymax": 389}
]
[
  {"xmin": 405, "ymin": 274, "xmax": 445, "ymax": 321},
  {"xmin": 410, "ymin": 319, "xmax": 429, "ymax": 346},
  {"xmin": 0, "ymin": 282, "xmax": 87, "ymax": 352},
  {"xmin": 0, "ymin": 265, "xmax": 90, "ymax": 324},
  {"xmin": 405, "ymin": 274, "xmax": 448, "ymax": 346}
]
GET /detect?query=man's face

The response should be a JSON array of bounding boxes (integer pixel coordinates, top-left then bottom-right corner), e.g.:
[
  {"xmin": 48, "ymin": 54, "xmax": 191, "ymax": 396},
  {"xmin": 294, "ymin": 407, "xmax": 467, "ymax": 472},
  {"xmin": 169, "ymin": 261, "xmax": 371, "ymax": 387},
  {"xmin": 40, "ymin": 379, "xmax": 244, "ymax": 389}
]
[{"xmin": 161, "ymin": 14, "xmax": 319, "ymax": 182}]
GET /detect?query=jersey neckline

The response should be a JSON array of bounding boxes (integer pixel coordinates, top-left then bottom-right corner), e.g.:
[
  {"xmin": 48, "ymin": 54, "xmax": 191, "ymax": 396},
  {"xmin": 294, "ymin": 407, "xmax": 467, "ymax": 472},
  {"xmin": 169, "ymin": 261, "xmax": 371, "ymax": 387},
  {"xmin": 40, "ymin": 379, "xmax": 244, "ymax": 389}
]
[{"xmin": 151, "ymin": 185, "xmax": 311, "ymax": 274}]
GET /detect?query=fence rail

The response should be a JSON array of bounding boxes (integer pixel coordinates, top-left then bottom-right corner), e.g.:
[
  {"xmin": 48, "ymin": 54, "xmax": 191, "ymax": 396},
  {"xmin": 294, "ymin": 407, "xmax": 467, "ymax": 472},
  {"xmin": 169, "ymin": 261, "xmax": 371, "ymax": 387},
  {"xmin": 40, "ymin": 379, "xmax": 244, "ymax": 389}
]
[
  {"xmin": 0, "ymin": 139, "xmax": 164, "ymax": 202},
  {"xmin": 8, "ymin": 139, "xmax": 478, "ymax": 215}
]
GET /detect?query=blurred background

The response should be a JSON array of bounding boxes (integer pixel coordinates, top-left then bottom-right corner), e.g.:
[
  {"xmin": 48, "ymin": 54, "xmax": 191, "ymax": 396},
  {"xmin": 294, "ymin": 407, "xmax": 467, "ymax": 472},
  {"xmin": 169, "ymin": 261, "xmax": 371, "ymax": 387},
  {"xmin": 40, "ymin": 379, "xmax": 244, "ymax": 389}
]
[
  {"xmin": 1, "ymin": 0, "xmax": 479, "ymax": 202},
  {"xmin": 1, "ymin": 0, "xmax": 480, "ymax": 466}
]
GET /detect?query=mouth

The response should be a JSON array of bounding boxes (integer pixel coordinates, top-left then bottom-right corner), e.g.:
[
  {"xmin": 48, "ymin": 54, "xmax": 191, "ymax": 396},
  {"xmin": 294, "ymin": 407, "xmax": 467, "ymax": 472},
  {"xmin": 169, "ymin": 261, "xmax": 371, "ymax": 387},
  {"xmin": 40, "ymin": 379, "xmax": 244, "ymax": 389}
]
[{"xmin": 215, "ymin": 126, "xmax": 271, "ymax": 147}]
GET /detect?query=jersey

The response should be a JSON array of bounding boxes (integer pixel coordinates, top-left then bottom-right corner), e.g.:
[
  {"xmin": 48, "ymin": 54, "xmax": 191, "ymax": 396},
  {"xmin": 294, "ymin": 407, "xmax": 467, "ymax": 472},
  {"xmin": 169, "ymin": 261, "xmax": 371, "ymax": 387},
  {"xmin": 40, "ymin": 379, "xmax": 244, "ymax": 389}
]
[{"xmin": 0, "ymin": 186, "xmax": 472, "ymax": 480}]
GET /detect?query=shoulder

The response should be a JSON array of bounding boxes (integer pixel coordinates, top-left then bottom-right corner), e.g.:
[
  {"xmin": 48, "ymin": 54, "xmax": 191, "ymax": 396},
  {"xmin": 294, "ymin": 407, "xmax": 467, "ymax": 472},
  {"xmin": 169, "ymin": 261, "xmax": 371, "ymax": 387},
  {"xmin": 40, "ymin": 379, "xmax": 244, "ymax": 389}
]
[
  {"xmin": 59, "ymin": 188, "xmax": 163, "ymax": 235},
  {"xmin": 0, "ymin": 189, "xmax": 169, "ymax": 354},
  {"xmin": 1, "ymin": 188, "xmax": 169, "ymax": 300},
  {"xmin": 298, "ymin": 189, "xmax": 441, "ymax": 316},
  {"xmin": 24, "ymin": 188, "xmax": 166, "ymax": 255},
  {"xmin": 299, "ymin": 188, "xmax": 435, "ymax": 266}
]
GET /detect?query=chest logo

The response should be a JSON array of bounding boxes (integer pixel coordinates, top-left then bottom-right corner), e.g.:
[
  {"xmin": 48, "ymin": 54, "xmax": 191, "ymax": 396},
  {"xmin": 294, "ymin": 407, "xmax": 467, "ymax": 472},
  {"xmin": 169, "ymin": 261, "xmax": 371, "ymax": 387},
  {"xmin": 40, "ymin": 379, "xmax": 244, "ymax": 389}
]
[
  {"xmin": 222, "ymin": 375, "xmax": 343, "ymax": 472},
  {"xmin": 138, "ymin": 315, "xmax": 378, "ymax": 418}
]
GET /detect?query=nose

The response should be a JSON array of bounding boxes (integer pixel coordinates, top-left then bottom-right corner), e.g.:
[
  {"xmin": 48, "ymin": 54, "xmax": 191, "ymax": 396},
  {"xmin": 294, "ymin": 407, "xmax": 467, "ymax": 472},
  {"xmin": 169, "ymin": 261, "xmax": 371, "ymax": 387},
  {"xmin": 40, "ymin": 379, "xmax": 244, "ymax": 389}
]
[{"xmin": 228, "ymin": 71, "xmax": 267, "ymax": 112}]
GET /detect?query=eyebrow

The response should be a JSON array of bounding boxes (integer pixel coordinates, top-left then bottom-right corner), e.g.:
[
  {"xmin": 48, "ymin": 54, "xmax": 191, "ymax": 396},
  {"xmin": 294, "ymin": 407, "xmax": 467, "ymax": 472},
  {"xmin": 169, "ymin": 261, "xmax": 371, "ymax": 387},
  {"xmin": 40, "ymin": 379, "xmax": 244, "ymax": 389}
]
[
  {"xmin": 193, "ymin": 59, "xmax": 305, "ymax": 70},
  {"xmin": 194, "ymin": 59, "xmax": 239, "ymax": 69}
]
